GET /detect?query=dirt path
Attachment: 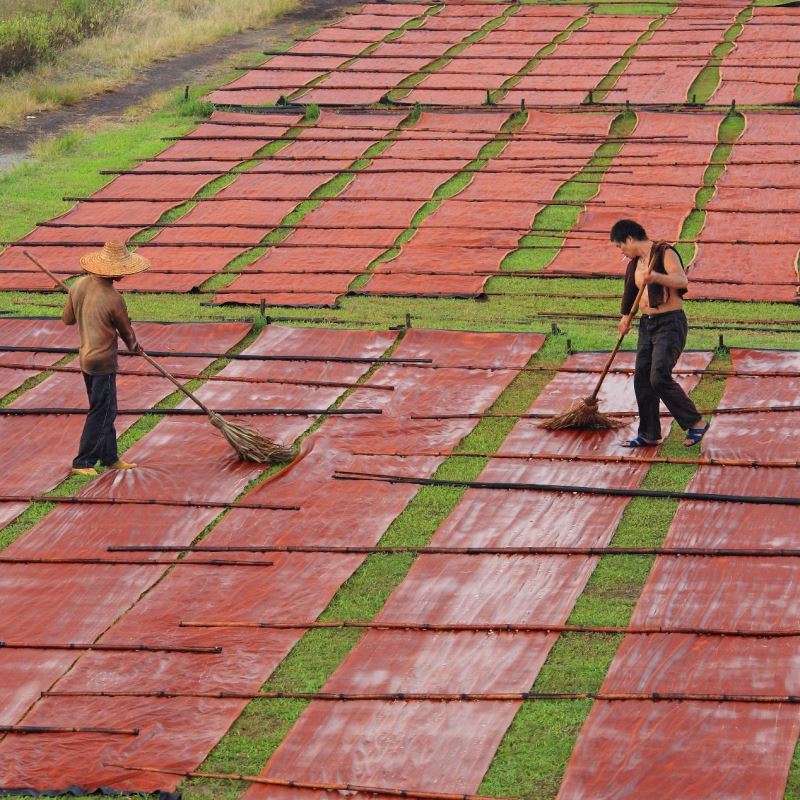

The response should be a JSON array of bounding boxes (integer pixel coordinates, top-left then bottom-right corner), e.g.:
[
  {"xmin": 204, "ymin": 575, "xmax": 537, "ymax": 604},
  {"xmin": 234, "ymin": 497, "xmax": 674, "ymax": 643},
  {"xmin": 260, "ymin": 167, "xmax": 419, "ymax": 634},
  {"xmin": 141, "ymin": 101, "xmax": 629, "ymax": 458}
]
[{"xmin": 0, "ymin": 0, "xmax": 359, "ymax": 173}]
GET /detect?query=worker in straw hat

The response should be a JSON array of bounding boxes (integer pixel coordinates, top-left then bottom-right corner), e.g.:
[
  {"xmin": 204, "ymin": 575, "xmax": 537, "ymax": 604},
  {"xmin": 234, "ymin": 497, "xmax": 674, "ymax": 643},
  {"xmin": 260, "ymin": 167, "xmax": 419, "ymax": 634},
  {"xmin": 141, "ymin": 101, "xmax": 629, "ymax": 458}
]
[{"xmin": 61, "ymin": 242, "xmax": 149, "ymax": 476}]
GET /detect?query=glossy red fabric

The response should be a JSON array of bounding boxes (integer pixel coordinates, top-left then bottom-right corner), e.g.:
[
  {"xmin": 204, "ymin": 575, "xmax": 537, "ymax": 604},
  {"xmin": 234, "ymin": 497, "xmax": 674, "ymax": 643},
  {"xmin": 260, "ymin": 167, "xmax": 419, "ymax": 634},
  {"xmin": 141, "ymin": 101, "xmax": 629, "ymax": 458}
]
[
  {"xmin": 0, "ymin": 329, "xmax": 543, "ymax": 794},
  {"xmin": 690, "ymin": 113, "xmax": 800, "ymax": 303},
  {"xmin": 208, "ymin": 4, "xmax": 492, "ymax": 107},
  {"xmin": 405, "ymin": 6, "xmax": 586, "ymax": 106},
  {"xmin": 207, "ymin": 5, "xmax": 426, "ymax": 106},
  {"xmin": 603, "ymin": 7, "xmax": 736, "ymax": 104},
  {"xmin": 712, "ymin": 7, "xmax": 800, "ymax": 106},
  {"xmin": 214, "ymin": 112, "xmax": 507, "ymax": 306},
  {"xmin": 0, "ymin": 112, "xmax": 303, "ymax": 292},
  {"xmin": 0, "ymin": 320, "xmax": 249, "ymax": 530},
  {"xmin": 559, "ymin": 349, "xmax": 800, "ymax": 800},
  {"xmin": 362, "ymin": 110, "xmax": 614, "ymax": 298},
  {"xmin": 300, "ymin": 5, "xmax": 508, "ymax": 106},
  {"xmin": 0, "ymin": 318, "xmax": 100, "ymax": 528},
  {"xmin": 504, "ymin": 15, "xmax": 656, "ymax": 106},
  {"xmin": 242, "ymin": 350, "xmax": 711, "ymax": 800},
  {"xmin": 133, "ymin": 111, "xmax": 402, "ymax": 294},
  {"xmin": 544, "ymin": 112, "xmax": 724, "ymax": 278},
  {"xmin": 0, "ymin": 325, "xmax": 396, "ymax": 790}
]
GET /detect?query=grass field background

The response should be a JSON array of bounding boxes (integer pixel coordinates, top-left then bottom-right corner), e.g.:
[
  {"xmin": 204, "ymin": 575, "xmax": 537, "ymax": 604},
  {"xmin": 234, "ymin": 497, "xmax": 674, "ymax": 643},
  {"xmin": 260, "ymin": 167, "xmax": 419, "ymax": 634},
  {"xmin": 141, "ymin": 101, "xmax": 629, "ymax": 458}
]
[{"xmin": 1, "ymin": 1, "xmax": 799, "ymax": 797}]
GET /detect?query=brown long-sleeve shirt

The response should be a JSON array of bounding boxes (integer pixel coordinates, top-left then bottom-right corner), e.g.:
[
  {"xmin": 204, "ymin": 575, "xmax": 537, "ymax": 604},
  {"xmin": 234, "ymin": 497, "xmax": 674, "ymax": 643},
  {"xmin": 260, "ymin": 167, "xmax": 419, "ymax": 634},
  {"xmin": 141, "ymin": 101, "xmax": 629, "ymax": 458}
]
[{"xmin": 62, "ymin": 275, "xmax": 137, "ymax": 375}]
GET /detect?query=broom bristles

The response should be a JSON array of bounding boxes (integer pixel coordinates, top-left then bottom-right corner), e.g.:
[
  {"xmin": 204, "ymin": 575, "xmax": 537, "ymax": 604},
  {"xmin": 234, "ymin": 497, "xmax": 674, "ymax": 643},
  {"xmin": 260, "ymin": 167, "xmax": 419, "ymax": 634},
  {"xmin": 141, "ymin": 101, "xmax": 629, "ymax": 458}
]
[
  {"xmin": 538, "ymin": 396, "xmax": 628, "ymax": 431},
  {"xmin": 209, "ymin": 413, "xmax": 294, "ymax": 464}
]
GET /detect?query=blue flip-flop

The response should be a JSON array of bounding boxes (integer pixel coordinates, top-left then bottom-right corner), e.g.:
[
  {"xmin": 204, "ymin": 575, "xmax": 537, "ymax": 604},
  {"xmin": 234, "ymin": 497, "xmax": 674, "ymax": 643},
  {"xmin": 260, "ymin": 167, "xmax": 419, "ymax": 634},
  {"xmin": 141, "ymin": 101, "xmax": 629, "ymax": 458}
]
[
  {"xmin": 621, "ymin": 435, "xmax": 660, "ymax": 448},
  {"xmin": 684, "ymin": 422, "xmax": 709, "ymax": 447}
]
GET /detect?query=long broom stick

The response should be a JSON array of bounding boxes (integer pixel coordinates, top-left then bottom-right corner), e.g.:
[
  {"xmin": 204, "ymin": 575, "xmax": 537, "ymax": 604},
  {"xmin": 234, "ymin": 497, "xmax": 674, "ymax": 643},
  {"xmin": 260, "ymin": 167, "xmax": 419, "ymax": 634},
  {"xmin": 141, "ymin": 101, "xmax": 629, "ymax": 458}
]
[
  {"xmin": 539, "ymin": 259, "xmax": 651, "ymax": 431},
  {"xmin": 23, "ymin": 250, "xmax": 294, "ymax": 464}
]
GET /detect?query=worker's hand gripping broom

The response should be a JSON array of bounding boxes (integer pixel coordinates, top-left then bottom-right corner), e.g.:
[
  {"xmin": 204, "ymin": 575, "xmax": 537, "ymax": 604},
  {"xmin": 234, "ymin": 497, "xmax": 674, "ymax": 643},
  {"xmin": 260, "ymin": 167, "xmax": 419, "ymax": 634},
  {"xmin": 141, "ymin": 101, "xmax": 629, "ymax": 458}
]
[
  {"xmin": 24, "ymin": 250, "xmax": 294, "ymax": 464},
  {"xmin": 539, "ymin": 273, "xmax": 650, "ymax": 431}
]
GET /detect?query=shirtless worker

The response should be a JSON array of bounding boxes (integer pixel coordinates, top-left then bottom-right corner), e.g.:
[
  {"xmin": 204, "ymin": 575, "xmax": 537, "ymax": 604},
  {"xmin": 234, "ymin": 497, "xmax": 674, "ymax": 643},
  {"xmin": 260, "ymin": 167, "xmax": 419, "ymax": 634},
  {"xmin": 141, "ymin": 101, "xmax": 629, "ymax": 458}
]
[
  {"xmin": 62, "ymin": 242, "xmax": 150, "ymax": 476},
  {"xmin": 610, "ymin": 219, "xmax": 709, "ymax": 448}
]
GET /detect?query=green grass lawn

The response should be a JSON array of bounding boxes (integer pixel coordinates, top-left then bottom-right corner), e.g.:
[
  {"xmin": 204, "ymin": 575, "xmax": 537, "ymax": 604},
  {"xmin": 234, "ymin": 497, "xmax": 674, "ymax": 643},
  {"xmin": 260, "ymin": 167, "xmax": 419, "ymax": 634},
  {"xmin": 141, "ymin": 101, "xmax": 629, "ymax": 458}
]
[{"xmin": 1, "ymin": 4, "xmax": 800, "ymax": 798}]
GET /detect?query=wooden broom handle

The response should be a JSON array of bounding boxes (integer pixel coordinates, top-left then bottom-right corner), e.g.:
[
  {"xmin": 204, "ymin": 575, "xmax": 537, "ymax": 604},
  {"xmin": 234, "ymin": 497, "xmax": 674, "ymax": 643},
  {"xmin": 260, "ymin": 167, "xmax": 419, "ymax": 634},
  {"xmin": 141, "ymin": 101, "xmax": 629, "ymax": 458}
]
[
  {"xmin": 24, "ymin": 249, "xmax": 214, "ymax": 417},
  {"xmin": 587, "ymin": 251, "xmax": 655, "ymax": 402},
  {"xmin": 23, "ymin": 250, "xmax": 70, "ymax": 292},
  {"xmin": 136, "ymin": 351, "xmax": 213, "ymax": 417}
]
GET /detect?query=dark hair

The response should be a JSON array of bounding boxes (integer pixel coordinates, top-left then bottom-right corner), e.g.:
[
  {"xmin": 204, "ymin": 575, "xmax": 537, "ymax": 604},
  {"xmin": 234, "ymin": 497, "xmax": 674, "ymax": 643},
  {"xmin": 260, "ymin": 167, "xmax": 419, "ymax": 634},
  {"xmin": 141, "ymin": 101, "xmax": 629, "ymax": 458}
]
[{"xmin": 610, "ymin": 219, "xmax": 647, "ymax": 243}]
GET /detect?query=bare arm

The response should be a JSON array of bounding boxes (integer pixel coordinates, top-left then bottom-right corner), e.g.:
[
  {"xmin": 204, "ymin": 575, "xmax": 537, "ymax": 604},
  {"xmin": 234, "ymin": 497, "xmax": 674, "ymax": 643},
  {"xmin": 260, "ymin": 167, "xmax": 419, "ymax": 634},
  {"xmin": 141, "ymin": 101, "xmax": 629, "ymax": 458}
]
[
  {"xmin": 643, "ymin": 248, "xmax": 688, "ymax": 289},
  {"xmin": 111, "ymin": 295, "xmax": 139, "ymax": 352},
  {"xmin": 61, "ymin": 293, "xmax": 76, "ymax": 326}
]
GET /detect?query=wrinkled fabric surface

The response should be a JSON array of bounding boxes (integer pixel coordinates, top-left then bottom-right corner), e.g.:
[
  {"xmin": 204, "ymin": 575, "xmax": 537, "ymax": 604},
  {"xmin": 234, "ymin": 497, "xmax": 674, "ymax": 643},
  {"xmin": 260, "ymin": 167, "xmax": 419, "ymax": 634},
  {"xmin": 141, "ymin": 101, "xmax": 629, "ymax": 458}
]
[
  {"xmin": 241, "ymin": 350, "xmax": 711, "ymax": 800},
  {"xmin": 559, "ymin": 349, "xmax": 800, "ymax": 800},
  {"xmin": 690, "ymin": 113, "xmax": 800, "ymax": 302},
  {"xmin": 0, "ymin": 328, "xmax": 543, "ymax": 795},
  {"xmin": 214, "ymin": 111, "xmax": 508, "ymax": 306}
]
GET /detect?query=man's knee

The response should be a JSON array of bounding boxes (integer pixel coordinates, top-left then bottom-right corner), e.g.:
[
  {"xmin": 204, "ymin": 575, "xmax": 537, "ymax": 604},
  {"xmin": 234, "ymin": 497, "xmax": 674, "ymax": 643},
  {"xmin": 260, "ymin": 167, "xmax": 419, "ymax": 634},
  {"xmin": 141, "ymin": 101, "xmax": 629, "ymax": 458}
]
[{"xmin": 650, "ymin": 369, "xmax": 675, "ymax": 394}]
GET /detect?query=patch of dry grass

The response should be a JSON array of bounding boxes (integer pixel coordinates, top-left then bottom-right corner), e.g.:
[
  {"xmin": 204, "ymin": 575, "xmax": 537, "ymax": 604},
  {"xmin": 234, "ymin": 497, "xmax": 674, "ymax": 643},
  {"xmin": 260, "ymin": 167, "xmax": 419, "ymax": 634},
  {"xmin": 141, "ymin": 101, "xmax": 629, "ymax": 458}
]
[{"xmin": 0, "ymin": 0, "xmax": 298, "ymax": 126}]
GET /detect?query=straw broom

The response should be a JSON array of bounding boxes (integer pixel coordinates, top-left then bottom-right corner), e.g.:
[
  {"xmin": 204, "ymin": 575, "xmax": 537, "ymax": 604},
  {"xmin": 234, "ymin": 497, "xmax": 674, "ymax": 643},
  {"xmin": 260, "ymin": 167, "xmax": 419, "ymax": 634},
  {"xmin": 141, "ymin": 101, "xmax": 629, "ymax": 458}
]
[
  {"xmin": 539, "ymin": 266, "xmax": 650, "ymax": 431},
  {"xmin": 24, "ymin": 250, "xmax": 294, "ymax": 464}
]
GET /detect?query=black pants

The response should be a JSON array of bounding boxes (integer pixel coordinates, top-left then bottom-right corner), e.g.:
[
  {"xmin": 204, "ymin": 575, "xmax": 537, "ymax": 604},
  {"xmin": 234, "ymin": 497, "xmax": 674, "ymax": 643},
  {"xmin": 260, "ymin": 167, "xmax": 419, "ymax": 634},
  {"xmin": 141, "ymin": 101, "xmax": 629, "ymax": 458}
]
[
  {"xmin": 73, "ymin": 372, "xmax": 118, "ymax": 468},
  {"xmin": 634, "ymin": 310, "xmax": 702, "ymax": 441}
]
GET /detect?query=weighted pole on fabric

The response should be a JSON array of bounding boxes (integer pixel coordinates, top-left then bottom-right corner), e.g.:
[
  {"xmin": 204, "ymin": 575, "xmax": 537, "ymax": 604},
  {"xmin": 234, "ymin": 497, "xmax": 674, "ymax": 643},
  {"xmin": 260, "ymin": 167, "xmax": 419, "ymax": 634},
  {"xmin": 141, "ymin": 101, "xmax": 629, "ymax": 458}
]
[{"xmin": 520, "ymin": 98, "xmax": 526, "ymax": 111}]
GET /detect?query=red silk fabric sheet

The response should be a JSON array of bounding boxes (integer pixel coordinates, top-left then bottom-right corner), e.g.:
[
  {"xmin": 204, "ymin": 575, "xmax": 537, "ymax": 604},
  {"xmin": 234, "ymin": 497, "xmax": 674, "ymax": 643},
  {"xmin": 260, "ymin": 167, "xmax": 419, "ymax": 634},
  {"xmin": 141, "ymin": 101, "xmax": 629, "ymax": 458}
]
[
  {"xmin": 213, "ymin": 111, "xmax": 508, "ymax": 306},
  {"xmin": 544, "ymin": 111, "xmax": 723, "ymax": 279},
  {"xmin": 0, "ymin": 112, "xmax": 303, "ymax": 292},
  {"xmin": 360, "ymin": 109, "xmax": 614, "ymax": 298},
  {"xmin": 603, "ymin": 7, "xmax": 738, "ymax": 104},
  {"xmin": 559, "ymin": 349, "xmax": 800, "ymax": 800},
  {"xmin": 689, "ymin": 112, "xmax": 800, "ymax": 303},
  {"xmin": 712, "ymin": 6, "xmax": 800, "ymax": 106},
  {"xmin": 0, "ymin": 328, "xmax": 543, "ymax": 794},
  {"xmin": 240, "ymin": 350, "xmax": 711, "ymax": 800},
  {"xmin": 503, "ymin": 15, "xmax": 656, "ymax": 106}
]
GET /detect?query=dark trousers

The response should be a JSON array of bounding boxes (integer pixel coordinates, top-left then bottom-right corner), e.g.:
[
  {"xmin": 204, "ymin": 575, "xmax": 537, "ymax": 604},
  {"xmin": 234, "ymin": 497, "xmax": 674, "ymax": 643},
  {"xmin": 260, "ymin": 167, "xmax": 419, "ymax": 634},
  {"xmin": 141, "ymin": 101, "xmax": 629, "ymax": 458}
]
[
  {"xmin": 73, "ymin": 372, "xmax": 118, "ymax": 468},
  {"xmin": 634, "ymin": 310, "xmax": 702, "ymax": 441}
]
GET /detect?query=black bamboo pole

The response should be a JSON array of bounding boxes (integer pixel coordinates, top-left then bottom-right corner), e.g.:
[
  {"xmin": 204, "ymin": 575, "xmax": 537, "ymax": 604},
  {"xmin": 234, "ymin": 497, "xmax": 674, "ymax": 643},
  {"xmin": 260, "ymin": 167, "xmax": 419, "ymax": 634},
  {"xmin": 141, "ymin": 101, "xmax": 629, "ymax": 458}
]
[{"xmin": 332, "ymin": 471, "xmax": 800, "ymax": 506}]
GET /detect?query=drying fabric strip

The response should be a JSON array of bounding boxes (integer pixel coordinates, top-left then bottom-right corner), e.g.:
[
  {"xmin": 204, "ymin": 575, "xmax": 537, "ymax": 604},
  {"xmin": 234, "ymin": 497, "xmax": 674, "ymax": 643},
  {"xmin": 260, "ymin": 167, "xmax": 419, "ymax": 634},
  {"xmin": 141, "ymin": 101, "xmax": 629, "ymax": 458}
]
[
  {"xmin": 0, "ymin": 320, "xmax": 250, "ymax": 532},
  {"xmin": 403, "ymin": 6, "xmax": 588, "ymax": 106},
  {"xmin": 213, "ymin": 111, "xmax": 508, "ymax": 307},
  {"xmin": 238, "ymin": 350, "xmax": 711, "ymax": 800},
  {"xmin": 0, "ymin": 329, "xmax": 543, "ymax": 795},
  {"xmin": 360, "ymin": 109, "xmax": 614, "ymax": 298},
  {"xmin": 0, "ymin": 111, "xmax": 304, "ymax": 292},
  {"xmin": 544, "ymin": 111, "xmax": 724, "ymax": 280},
  {"xmin": 559, "ymin": 349, "xmax": 800, "ymax": 799},
  {"xmin": 0, "ymin": 325, "xmax": 395, "ymax": 775},
  {"xmin": 208, "ymin": 4, "xmax": 491, "ymax": 107},
  {"xmin": 690, "ymin": 113, "xmax": 800, "ymax": 303},
  {"xmin": 503, "ymin": 15, "xmax": 657, "ymax": 106},
  {"xmin": 299, "ymin": 4, "xmax": 511, "ymax": 106},
  {"xmin": 0, "ymin": 318, "xmax": 110, "ymax": 529},
  {"xmin": 602, "ymin": 6, "xmax": 738, "ymax": 104},
  {"xmin": 116, "ymin": 110, "xmax": 401, "ymax": 293},
  {"xmin": 0, "ymin": 320, "xmax": 250, "ymax": 725},
  {"xmin": 207, "ymin": 5, "xmax": 427, "ymax": 106},
  {"xmin": 711, "ymin": 6, "xmax": 800, "ymax": 106}
]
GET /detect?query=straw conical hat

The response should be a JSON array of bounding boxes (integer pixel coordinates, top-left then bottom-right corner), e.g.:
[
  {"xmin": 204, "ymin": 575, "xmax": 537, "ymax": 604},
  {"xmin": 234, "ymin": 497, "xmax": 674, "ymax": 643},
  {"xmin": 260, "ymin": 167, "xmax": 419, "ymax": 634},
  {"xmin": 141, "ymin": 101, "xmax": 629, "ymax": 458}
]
[{"xmin": 80, "ymin": 241, "xmax": 150, "ymax": 277}]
